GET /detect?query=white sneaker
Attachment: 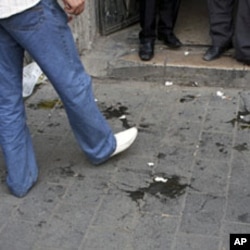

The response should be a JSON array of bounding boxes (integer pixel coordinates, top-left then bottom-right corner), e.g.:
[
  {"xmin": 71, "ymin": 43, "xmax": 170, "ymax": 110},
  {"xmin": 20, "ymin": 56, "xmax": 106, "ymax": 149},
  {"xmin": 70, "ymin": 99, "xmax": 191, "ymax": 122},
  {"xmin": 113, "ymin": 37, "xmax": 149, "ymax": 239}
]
[{"xmin": 111, "ymin": 127, "xmax": 138, "ymax": 157}]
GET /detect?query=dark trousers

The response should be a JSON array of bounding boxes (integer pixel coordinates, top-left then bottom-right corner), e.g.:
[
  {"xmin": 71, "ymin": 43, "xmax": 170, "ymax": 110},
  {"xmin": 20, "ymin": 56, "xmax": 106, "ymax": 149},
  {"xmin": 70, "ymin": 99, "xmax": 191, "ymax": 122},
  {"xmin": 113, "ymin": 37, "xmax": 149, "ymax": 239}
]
[
  {"xmin": 207, "ymin": 0, "xmax": 236, "ymax": 47},
  {"xmin": 235, "ymin": 0, "xmax": 250, "ymax": 61},
  {"xmin": 139, "ymin": 0, "xmax": 181, "ymax": 42}
]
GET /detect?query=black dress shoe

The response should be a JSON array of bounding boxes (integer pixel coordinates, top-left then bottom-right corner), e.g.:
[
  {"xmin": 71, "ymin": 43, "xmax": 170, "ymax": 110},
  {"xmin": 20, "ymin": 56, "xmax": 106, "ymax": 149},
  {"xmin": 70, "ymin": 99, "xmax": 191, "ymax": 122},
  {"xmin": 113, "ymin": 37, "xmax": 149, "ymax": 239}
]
[
  {"xmin": 158, "ymin": 33, "xmax": 182, "ymax": 48},
  {"xmin": 139, "ymin": 41, "xmax": 154, "ymax": 61},
  {"xmin": 203, "ymin": 45, "xmax": 231, "ymax": 61}
]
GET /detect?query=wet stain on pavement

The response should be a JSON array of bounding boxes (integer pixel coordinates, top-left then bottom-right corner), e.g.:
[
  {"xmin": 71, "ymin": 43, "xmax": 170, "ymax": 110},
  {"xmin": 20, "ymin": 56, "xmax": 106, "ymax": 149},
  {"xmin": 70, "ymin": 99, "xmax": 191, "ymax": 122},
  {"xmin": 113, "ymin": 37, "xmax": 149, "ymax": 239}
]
[
  {"xmin": 157, "ymin": 152, "xmax": 167, "ymax": 159},
  {"xmin": 99, "ymin": 102, "xmax": 133, "ymax": 129},
  {"xmin": 37, "ymin": 220, "xmax": 47, "ymax": 228},
  {"xmin": 180, "ymin": 95, "xmax": 196, "ymax": 103},
  {"xmin": 138, "ymin": 123, "xmax": 154, "ymax": 133},
  {"xmin": 126, "ymin": 175, "xmax": 188, "ymax": 203},
  {"xmin": 215, "ymin": 142, "xmax": 228, "ymax": 154},
  {"xmin": 100, "ymin": 102, "xmax": 129, "ymax": 119},
  {"xmin": 228, "ymin": 110, "xmax": 250, "ymax": 129},
  {"xmin": 233, "ymin": 143, "xmax": 248, "ymax": 152},
  {"xmin": 28, "ymin": 99, "xmax": 63, "ymax": 109},
  {"xmin": 119, "ymin": 116, "xmax": 131, "ymax": 129},
  {"xmin": 139, "ymin": 123, "xmax": 150, "ymax": 129},
  {"xmin": 238, "ymin": 213, "xmax": 250, "ymax": 223},
  {"xmin": 59, "ymin": 165, "xmax": 84, "ymax": 179}
]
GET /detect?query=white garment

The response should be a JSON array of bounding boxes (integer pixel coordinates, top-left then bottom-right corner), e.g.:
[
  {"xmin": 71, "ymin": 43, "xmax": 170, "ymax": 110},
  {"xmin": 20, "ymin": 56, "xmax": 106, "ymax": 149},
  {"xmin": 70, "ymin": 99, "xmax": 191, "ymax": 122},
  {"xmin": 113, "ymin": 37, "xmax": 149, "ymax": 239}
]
[{"xmin": 0, "ymin": 0, "xmax": 41, "ymax": 19}]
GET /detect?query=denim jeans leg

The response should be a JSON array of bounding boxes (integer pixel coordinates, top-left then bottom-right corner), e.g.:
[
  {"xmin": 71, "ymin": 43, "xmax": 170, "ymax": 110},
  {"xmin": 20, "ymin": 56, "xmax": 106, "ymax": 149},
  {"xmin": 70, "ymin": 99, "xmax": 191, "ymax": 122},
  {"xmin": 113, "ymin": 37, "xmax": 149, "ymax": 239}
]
[
  {"xmin": 0, "ymin": 0, "xmax": 116, "ymax": 165},
  {"xmin": 0, "ymin": 25, "xmax": 38, "ymax": 197}
]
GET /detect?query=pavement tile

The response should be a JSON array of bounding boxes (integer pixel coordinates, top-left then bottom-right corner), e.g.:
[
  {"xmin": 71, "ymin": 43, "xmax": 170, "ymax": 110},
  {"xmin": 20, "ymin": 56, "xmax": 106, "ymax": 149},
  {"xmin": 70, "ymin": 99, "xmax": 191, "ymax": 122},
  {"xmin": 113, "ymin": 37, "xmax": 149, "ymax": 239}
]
[
  {"xmin": 91, "ymin": 188, "xmax": 137, "ymax": 230},
  {"xmin": 225, "ymin": 183, "xmax": 250, "ymax": 224},
  {"xmin": 34, "ymin": 203, "xmax": 95, "ymax": 250},
  {"xmin": 156, "ymin": 145, "xmax": 195, "ymax": 178},
  {"xmin": 197, "ymin": 131, "xmax": 233, "ymax": 161},
  {"xmin": 180, "ymin": 193, "xmax": 226, "ymax": 236},
  {"xmin": 174, "ymin": 233, "xmax": 220, "ymax": 250},
  {"xmin": 139, "ymin": 189, "xmax": 187, "ymax": 216},
  {"xmin": 130, "ymin": 213, "xmax": 178, "ymax": 250},
  {"xmin": 14, "ymin": 183, "xmax": 66, "ymax": 223},
  {"xmin": 190, "ymin": 159, "xmax": 230, "ymax": 196},
  {"xmin": 112, "ymin": 160, "xmax": 153, "ymax": 192},
  {"xmin": 1, "ymin": 79, "xmax": 250, "ymax": 250},
  {"xmin": 165, "ymin": 120, "xmax": 202, "ymax": 147},
  {"xmin": 0, "ymin": 202, "xmax": 19, "ymax": 232},
  {"xmin": 230, "ymin": 156, "xmax": 250, "ymax": 186},
  {"xmin": 0, "ymin": 220, "xmax": 43, "ymax": 250},
  {"xmin": 203, "ymin": 106, "xmax": 237, "ymax": 134},
  {"xmin": 80, "ymin": 226, "xmax": 131, "ymax": 250},
  {"xmin": 220, "ymin": 222, "xmax": 250, "ymax": 250}
]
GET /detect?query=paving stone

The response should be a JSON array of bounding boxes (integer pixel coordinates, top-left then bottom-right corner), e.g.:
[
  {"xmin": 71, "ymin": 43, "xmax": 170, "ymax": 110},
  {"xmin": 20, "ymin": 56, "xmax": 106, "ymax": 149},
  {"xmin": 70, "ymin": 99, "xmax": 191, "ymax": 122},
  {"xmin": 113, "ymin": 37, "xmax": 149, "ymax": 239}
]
[
  {"xmin": 1, "ymin": 79, "xmax": 250, "ymax": 250},
  {"xmin": 190, "ymin": 159, "xmax": 230, "ymax": 196},
  {"xmin": 165, "ymin": 120, "xmax": 202, "ymax": 147},
  {"xmin": 91, "ymin": 189, "xmax": 137, "ymax": 230},
  {"xmin": 34, "ymin": 203, "xmax": 95, "ymax": 250},
  {"xmin": 225, "ymin": 183, "xmax": 250, "ymax": 224},
  {"xmin": 0, "ymin": 220, "xmax": 43, "ymax": 250},
  {"xmin": 14, "ymin": 183, "xmax": 66, "ymax": 223},
  {"xmin": 230, "ymin": 156, "xmax": 250, "ymax": 186},
  {"xmin": 180, "ymin": 193, "xmax": 225, "ymax": 236},
  {"xmin": 156, "ymin": 145, "xmax": 196, "ymax": 178},
  {"xmin": 173, "ymin": 92, "xmax": 209, "ymax": 123},
  {"xmin": 80, "ymin": 226, "xmax": 131, "ymax": 250},
  {"xmin": 174, "ymin": 233, "xmax": 220, "ymax": 250},
  {"xmin": 203, "ymin": 106, "xmax": 237, "ymax": 133},
  {"xmin": 130, "ymin": 213, "xmax": 178, "ymax": 250},
  {"xmin": 220, "ymin": 222, "xmax": 250, "ymax": 250},
  {"xmin": 197, "ymin": 132, "xmax": 233, "ymax": 161},
  {"xmin": 0, "ymin": 202, "xmax": 19, "ymax": 232}
]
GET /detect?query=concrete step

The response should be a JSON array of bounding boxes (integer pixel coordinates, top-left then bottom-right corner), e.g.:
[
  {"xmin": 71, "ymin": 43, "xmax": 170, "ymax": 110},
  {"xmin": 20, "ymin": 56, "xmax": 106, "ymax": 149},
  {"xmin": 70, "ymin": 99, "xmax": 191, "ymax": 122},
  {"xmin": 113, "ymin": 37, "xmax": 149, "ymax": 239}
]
[
  {"xmin": 83, "ymin": 23, "xmax": 250, "ymax": 89},
  {"xmin": 82, "ymin": 0, "xmax": 250, "ymax": 89}
]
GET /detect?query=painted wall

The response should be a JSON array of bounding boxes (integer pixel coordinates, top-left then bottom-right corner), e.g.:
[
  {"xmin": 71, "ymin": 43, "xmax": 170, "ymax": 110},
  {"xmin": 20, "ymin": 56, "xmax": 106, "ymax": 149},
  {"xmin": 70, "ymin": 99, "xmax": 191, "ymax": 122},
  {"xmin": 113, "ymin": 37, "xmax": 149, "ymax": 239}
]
[{"xmin": 59, "ymin": 0, "xmax": 98, "ymax": 53}]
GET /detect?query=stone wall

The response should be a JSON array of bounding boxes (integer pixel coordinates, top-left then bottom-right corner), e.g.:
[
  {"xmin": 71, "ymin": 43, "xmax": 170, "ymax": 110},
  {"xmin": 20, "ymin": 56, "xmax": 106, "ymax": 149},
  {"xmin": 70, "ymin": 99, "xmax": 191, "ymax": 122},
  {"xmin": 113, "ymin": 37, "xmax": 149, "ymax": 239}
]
[{"xmin": 60, "ymin": 0, "xmax": 98, "ymax": 53}]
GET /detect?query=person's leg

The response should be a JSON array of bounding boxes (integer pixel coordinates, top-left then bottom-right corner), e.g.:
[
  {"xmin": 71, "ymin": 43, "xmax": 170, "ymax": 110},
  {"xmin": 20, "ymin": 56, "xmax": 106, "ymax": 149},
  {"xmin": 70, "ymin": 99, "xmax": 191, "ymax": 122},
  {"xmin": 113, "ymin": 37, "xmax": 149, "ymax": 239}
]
[
  {"xmin": 235, "ymin": 0, "xmax": 250, "ymax": 64},
  {"xmin": 138, "ymin": 0, "xmax": 157, "ymax": 61},
  {"xmin": 139, "ymin": 0, "xmax": 157, "ymax": 42},
  {"xmin": 157, "ymin": 0, "xmax": 182, "ymax": 48},
  {"xmin": 0, "ymin": 0, "xmax": 116, "ymax": 165},
  {"xmin": 158, "ymin": 0, "xmax": 181, "ymax": 36},
  {"xmin": 207, "ymin": 0, "xmax": 235, "ymax": 47},
  {"xmin": 0, "ymin": 25, "xmax": 38, "ymax": 197},
  {"xmin": 203, "ymin": 0, "xmax": 235, "ymax": 60}
]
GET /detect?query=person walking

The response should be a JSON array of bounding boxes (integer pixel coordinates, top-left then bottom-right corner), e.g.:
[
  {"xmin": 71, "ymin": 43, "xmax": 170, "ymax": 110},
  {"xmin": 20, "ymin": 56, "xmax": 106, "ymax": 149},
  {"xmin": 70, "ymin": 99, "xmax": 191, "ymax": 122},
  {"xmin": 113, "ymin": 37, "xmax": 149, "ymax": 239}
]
[
  {"xmin": 139, "ymin": 0, "xmax": 182, "ymax": 61},
  {"xmin": 203, "ymin": 0, "xmax": 236, "ymax": 61},
  {"xmin": 0, "ymin": 0, "xmax": 138, "ymax": 198}
]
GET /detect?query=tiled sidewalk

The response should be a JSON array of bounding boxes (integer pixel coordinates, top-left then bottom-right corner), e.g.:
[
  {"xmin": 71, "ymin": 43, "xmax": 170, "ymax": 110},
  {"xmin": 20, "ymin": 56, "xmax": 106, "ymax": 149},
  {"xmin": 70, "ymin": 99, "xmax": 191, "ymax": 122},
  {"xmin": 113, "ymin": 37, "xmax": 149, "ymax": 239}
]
[{"xmin": 0, "ymin": 79, "xmax": 250, "ymax": 250}]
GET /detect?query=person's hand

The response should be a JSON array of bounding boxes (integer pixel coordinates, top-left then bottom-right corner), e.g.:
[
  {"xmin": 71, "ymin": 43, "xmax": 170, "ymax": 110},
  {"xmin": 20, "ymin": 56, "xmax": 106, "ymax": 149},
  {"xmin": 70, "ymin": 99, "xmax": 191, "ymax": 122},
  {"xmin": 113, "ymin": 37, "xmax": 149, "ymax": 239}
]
[{"xmin": 63, "ymin": 0, "xmax": 85, "ymax": 15}]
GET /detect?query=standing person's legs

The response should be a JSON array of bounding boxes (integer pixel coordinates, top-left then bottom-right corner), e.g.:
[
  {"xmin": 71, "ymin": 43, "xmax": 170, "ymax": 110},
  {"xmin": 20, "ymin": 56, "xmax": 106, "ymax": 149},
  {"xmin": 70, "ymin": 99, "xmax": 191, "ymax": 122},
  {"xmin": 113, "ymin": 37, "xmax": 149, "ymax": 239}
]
[
  {"xmin": 207, "ymin": 0, "xmax": 235, "ymax": 47},
  {"xmin": 203, "ymin": 0, "xmax": 235, "ymax": 61},
  {"xmin": 139, "ymin": 0, "xmax": 157, "ymax": 42},
  {"xmin": 158, "ymin": 0, "xmax": 181, "ymax": 36},
  {"xmin": 235, "ymin": 0, "xmax": 250, "ymax": 64},
  {"xmin": 0, "ymin": 0, "xmax": 117, "ymax": 165},
  {"xmin": 157, "ymin": 0, "xmax": 182, "ymax": 48},
  {"xmin": 0, "ymin": 25, "xmax": 38, "ymax": 197},
  {"xmin": 138, "ymin": 0, "xmax": 157, "ymax": 61}
]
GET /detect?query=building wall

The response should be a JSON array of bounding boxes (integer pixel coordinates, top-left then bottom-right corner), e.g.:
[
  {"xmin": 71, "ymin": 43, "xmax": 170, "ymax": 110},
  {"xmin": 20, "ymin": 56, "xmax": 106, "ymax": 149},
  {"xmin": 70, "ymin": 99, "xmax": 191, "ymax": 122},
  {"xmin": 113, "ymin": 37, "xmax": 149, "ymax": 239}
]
[{"xmin": 62, "ymin": 0, "xmax": 98, "ymax": 53}]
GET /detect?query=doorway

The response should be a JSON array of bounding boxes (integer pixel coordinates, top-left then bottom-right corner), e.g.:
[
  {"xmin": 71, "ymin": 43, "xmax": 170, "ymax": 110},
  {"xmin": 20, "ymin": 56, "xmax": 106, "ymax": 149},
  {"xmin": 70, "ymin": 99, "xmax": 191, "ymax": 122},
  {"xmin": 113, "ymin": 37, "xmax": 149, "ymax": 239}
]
[
  {"xmin": 98, "ymin": 0, "xmax": 139, "ymax": 35},
  {"xmin": 175, "ymin": 0, "xmax": 210, "ymax": 46},
  {"xmin": 97, "ymin": 0, "xmax": 210, "ymax": 45}
]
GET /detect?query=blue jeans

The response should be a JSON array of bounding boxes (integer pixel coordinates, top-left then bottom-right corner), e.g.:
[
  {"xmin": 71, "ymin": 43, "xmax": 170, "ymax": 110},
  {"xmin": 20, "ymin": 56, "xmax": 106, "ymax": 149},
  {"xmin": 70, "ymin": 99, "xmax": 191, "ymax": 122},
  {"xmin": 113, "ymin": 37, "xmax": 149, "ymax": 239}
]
[{"xmin": 0, "ymin": 0, "xmax": 116, "ymax": 197}]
